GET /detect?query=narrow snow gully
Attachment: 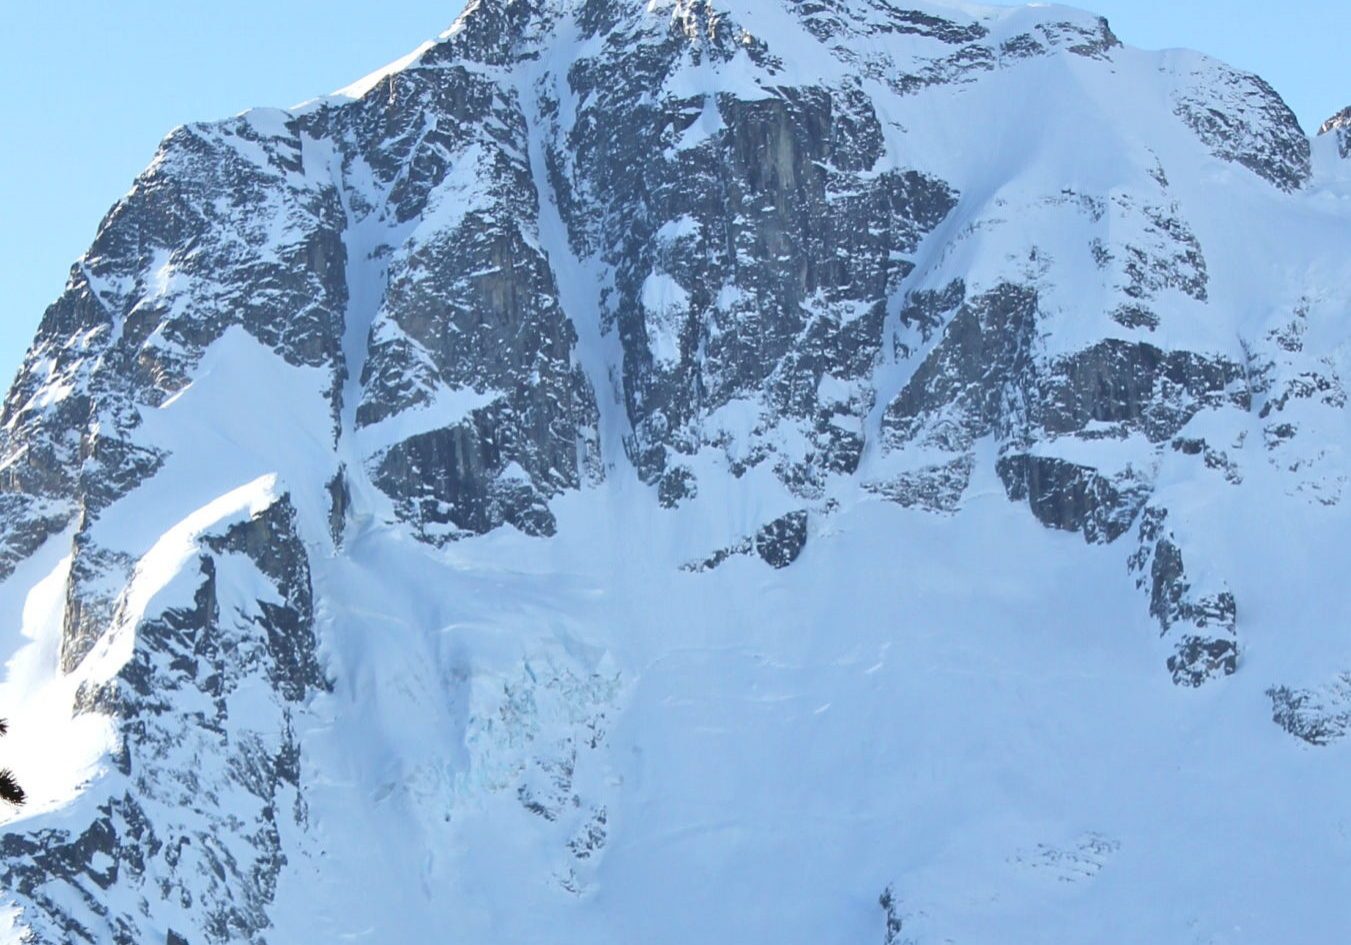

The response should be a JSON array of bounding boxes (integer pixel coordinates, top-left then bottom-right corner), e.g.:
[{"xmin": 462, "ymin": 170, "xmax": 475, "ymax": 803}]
[
  {"xmin": 517, "ymin": 19, "xmax": 638, "ymax": 486},
  {"xmin": 302, "ymin": 132, "xmax": 418, "ymax": 545}
]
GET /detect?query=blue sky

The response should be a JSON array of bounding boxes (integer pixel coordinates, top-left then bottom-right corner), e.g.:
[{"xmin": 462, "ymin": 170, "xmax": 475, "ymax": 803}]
[{"xmin": 2, "ymin": 1, "xmax": 1347, "ymax": 387}]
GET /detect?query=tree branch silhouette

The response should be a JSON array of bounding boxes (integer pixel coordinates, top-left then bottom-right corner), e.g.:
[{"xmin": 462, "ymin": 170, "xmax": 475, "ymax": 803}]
[{"xmin": 0, "ymin": 719, "xmax": 24, "ymax": 806}]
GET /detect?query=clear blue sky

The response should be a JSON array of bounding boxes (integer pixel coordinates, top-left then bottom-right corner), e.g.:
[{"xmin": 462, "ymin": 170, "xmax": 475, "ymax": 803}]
[{"xmin": 2, "ymin": 1, "xmax": 1347, "ymax": 389}]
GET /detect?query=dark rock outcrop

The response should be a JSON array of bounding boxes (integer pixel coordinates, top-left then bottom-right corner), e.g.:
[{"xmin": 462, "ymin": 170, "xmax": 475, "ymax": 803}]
[
  {"xmin": 1129, "ymin": 507, "xmax": 1238, "ymax": 687},
  {"xmin": 996, "ymin": 455, "xmax": 1149, "ymax": 544},
  {"xmin": 754, "ymin": 510, "xmax": 809, "ymax": 568},
  {"xmin": 1268, "ymin": 676, "xmax": 1351, "ymax": 745},
  {"xmin": 1318, "ymin": 106, "xmax": 1351, "ymax": 158},
  {"xmin": 1172, "ymin": 65, "xmax": 1311, "ymax": 191},
  {"xmin": 685, "ymin": 509, "xmax": 809, "ymax": 571}
]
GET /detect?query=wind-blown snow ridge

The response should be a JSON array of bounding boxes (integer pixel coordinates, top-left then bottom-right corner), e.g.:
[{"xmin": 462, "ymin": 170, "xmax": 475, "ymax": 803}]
[{"xmin": 325, "ymin": 41, "xmax": 439, "ymax": 105}]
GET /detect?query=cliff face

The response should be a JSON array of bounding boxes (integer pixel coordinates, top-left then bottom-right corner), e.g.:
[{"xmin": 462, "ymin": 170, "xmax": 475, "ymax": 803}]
[
  {"xmin": 1320, "ymin": 105, "xmax": 1351, "ymax": 158},
  {"xmin": 2, "ymin": 2, "xmax": 1351, "ymax": 942}
]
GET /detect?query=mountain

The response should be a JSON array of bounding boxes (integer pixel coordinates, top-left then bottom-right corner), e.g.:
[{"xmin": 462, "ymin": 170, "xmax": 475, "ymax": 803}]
[{"xmin": 1, "ymin": 0, "xmax": 1350, "ymax": 941}]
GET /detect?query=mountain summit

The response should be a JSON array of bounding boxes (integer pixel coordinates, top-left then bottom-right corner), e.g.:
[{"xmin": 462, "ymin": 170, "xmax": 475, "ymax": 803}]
[{"xmin": 2, "ymin": 1, "xmax": 1350, "ymax": 941}]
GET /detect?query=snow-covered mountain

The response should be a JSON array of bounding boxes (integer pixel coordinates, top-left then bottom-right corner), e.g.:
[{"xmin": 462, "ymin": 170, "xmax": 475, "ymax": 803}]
[{"xmin": 2, "ymin": 0, "xmax": 1350, "ymax": 941}]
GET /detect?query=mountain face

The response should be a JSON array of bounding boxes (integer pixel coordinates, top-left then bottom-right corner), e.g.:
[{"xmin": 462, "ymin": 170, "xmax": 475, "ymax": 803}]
[
  {"xmin": 1322, "ymin": 106, "xmax": 1351, "ymax": 158},
  {"xmin": 2, "ymin": 1, "xmax": 1350, "ymax": 941}
]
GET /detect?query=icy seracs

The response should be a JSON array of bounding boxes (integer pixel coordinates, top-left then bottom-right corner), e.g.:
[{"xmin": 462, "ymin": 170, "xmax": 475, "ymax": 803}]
[{"xmin": 2, "ymin": 0, "xmax": 1351, "ymax": 942}]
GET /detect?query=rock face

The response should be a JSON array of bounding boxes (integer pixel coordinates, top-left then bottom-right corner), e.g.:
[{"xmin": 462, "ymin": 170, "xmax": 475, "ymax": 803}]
[
  {"xmin": 1171, "ymin": 62, "xmax": 1310, "ymax": 191},
  {"xmin": 1, "ymin": 0, "xmax": 1350, "ymax": 942},
  {"xmin": 1319, "ymin": 105, "xmax": 1351, "ymax": 158},
  {"xmin": 2, "ymin": 496, "xmax": 324, "ymax": 944},
  {"xmin": 1268, "ymin": 675, "xmax": 1351, "ymax": 745}
]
